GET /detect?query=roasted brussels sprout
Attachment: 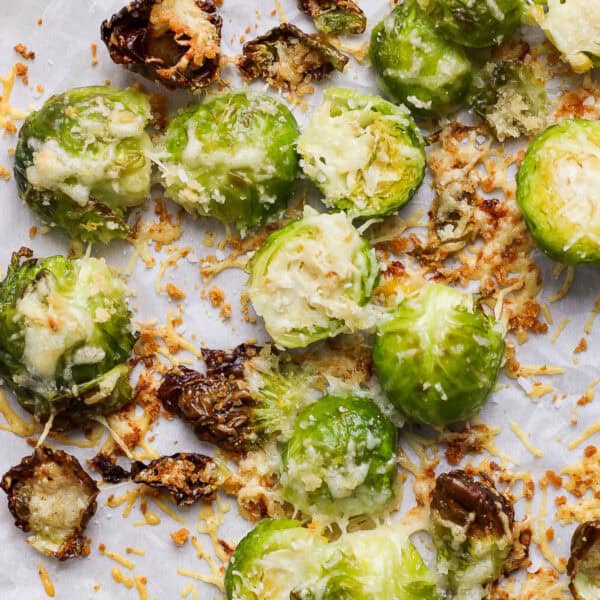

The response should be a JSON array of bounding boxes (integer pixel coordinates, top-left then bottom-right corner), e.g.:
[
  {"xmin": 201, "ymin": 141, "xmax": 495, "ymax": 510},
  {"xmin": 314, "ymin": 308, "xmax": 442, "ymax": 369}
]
[
  {"xmin": 370, "ymin": 1, "xmax": 472, "ymax": 117},
  {"xmin": 225, "ymin": 519, "xmax": 327, "ymax": 600},
  {"xmin": 431, "ymin": 470, "xmax": 514, "ymax": 598},
  {"xmin": 536, "ymin": 0, "xmax": 600, "ymax": 73},
  {"xmin": 158, "ymin": 345, "xmax": 314, "ymax": 452},
  {"xmin": 516, "ymin": 119, "xmax": 600, "ymax": 264},
  {"xmin": 157, "ymin": 91, "xmax": 300, "ymax": 233},
  {"xmin": 130, "ymin": 453, "xmax": 227, "ymax": 505},
  {"xmin": 102, "ymin": 0, "xmax": 223, "ymax": 91},
  {"xmin": 281, "ymin": 394, "xmax": 397, "ymax": 518},
  {"xmin": 468, "ymin": 60, "xmax": 547, "ymax": 141},
  {"xmin": 248, "ymin": 207, "xmax": 380, "ymax": 349},
  {"xmin": 14, "ymin": 86, "xmax": 152, "ymax": 243},
  {"xmin": 298, "ymin": 0, "xmax": 366, "ymax": 36},
  {"xmin": 568, "ymin": 521, "xmax": 600, "ymax": 600},
  {"xmin": 0, "ymin": 249, "xmax": 135, "ymax": 427},
  {"xmin": 238, "ymin": 23, "xmax": 348, "ymax": 93},
  {"xmin": 420, "ymin": 0, "xmax": 523, "ymax": 48},
  {"xmin": 1, "ymin": 447, "xmax": 99, "ymax": 560},
  {"xmin": 225, "ymin": 519, "xmax": 440, "ymax": 600},
  {"xmin": 297, "ymin": 88, "xmax": 426, "ymax": 218},
  {"xmin": 373, "ymin": 284, "xmax": 504, "ymax": 427}
]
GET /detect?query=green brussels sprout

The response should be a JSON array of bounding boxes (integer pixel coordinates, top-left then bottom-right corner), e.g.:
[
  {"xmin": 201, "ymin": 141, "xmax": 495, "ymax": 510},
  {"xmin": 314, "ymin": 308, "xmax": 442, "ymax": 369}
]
[
  {"xmin": 568, "ymin": 520, "xmax": 600, "ymax": 600},
  {"xmin": 226, "ymin": 520, "xmax": 440, "ymax": 600},
  {"xmin": 248, "ymin": 207, "xmax": 380, "ymax": 349},
  {"xmin": 370, "ymin": 0, "xmax": 473, "ymax": 117},
  {"xmin": 157, "ymin": 91, "xmax": 300, "ymax": 233},
  {"xmin": 280, "ymin": 394, "xmax": 398, "ymax": 518},
  {"xmin": 468, "ymin": 60, "xmax": 547, "ymax": 141},
  {"xmin": 297, "ymin": 88, "xmax": 426, "ymax": 218},
  {"xmin": 14, "ymin": 86, "xmax": 152, "ymax": 243},
  {"xmin": 0, "ymin": 248, "xmax": 135, "ymax": 427},
  {"xmin": 517, "ymin": 119, "xmax": 600, "ymax": 264},
  {"xmin": 535, "ymin": 0, "xmax": 600, "ymax": 73},
  {"xmin": 420, "ymin": 0, "xmax": 523, "ymax": 48},
  {"xmin": 372, "ymin": 284, "xmax": 504, "ymax": 427},
  {"xmin": 224, "ymin": 519, "xmax": 328, "ymax": 600},
  {"xmin": 298, "ymin": 0, "xmax": 367, "ymax": 36},
  {"xmin": 431, "ymin": 470, "xmax": 515, "ymax": 599}
]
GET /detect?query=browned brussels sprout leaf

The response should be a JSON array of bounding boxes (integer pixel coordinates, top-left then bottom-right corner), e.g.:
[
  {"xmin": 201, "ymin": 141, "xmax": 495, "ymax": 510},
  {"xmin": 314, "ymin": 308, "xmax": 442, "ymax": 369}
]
[
  {"xmin": 130, "ymin": 453, "xmax": 227, "ymax": 505},
  {"xmin": 88, "ymin": 453, "xmax": 132, "ymax": 483},
  {"xmin": 101, "ymin": 0, "xmax": 223, "ymax": 91},
  {"xmin": 158, "ymin": 345, "xmax": 260, "ymax": 453},
  {"xmin": 431, "ymin": 470, "xmax": 516, "ymax": 597},
  {"xmin": 298, "ymin": 0, "xmax": 366, "ymax": 36},
  {"xmin": 1, "ymin": 447, "xmax": 99, "ymax": 560},
  {"xmin": 238, "ymin": 23, "xmax": 349, "ymax": 92},
  {"xmin": 568, "ymin": 520, "xmax": 600, "ymax": 600}
]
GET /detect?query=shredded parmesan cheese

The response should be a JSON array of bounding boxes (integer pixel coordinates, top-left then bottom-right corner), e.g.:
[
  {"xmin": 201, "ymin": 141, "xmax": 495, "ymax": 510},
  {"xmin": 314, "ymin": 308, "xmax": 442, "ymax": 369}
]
[
  {"xmin": 37, "ymin": 563, "xmax": 55, "ymax": 597},
  {"xmin": 509, "ymin": 421, "xmax": 543, "ymax": 458},
  {"xmin": 568, "ymin": 418, "xmax": 600, "ymax": 450}
]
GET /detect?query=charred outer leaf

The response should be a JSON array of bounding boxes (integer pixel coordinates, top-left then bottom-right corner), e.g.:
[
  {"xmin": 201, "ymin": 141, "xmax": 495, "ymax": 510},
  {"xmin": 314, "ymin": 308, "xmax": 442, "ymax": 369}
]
[
  {"xmin": 101, "ymin": 0, "xmax": 223, "ymax": 91},
  {"xmin": 238, "ymin": 23, "xmax": 348, "ymax": 92},
  {"xmin": 89, "ymin": 453, "xmax": 132, "ymax": 483},
  {"xmin": 568, "ymin": 520, "xmax": 600, "ymax": 599},
  {"xmin": 131, "ymin": 453, "xmax": 225, "ymax": 505},
  {"xmin": 157, "ymin": 344, "xmax": 260, "ymax": 453},
  {"xmin": 1, "ymin": 447, "xmax": 99, "ymax": 560},
  {"xmin": 298, "ymin": 0, "xmax": 366, "ymax": 36}
]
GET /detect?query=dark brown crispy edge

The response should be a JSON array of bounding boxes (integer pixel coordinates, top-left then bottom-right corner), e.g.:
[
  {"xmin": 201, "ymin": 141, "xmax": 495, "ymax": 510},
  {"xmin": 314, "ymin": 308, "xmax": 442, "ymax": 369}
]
[
  {"xmin": 568, "ymin": 520, "xmax": 600, "ymax": 599},
  {"xmin": 89, "ymin": 453, "xmax": 131, "ymax": 483},
  {"xmin": 238, "ymin": 23, "xmax": 349, "ymax": 89},
  {"xmin": 130, "ymin": 452, "xmax": 224, "ymax": 505},
  {"xmin": 157, "ymin": 344, "xmax": 260, "ymax": 453},
  {"xmin": 101, "ymin": 0, "xmax": 223, "ymax": 91},
  {"xmin": 298, "ymin": 0, "xmax": 366, "ymax": 35},
  {"xmin": 1, "ymin": 446, "xmax": 99, "ymax": 560}
]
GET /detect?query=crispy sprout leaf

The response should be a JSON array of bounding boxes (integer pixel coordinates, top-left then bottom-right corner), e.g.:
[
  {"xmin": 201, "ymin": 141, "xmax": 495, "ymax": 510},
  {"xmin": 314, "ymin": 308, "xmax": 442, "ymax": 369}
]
[
  {"xmin": 298, "ymin": 0, "xmax": 366, "ymax": 36},
  {"xmin": 157, "ymin": 345, "xmax": 260, "ymax": 453},
  {"xmin": 238, "ymin": 23, "xmax": 349, "ymax": 92},
  {"xmin": 568, "ymin": 520, "xmax": 600, "ymax": 600},
  {"xmin": 130, "ymin": 453, "xmax": 227, "ymax": 505},
  {"xmin": 101, "ymin": 0, "xmax": 223, "ymax": 91},
  {"xmin": 1, "ymin": 447, "xmax": 99, "ymax": 560}
]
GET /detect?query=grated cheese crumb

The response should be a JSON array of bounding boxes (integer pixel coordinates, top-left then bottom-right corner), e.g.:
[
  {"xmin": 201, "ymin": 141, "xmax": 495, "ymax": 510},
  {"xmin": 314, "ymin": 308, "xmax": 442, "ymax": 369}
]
[
  {"xmin": 510, "ymin": 421, "xmax": 543, "ymax": 458},
  {"xmin": 37, "ymin": 563, "xmax": 55, "ymax": 597}
]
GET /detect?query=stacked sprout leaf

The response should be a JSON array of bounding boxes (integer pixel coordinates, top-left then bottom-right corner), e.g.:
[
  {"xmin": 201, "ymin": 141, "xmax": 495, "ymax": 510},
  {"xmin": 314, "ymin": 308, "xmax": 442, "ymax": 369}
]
[
  {"xmin": 298, "ymin": 0, "xmax": 367, "ymax": 36},
  {"xmin": 568, "ymin": 520, "xmax": 600, "ymax": 600},
  {"xmin": 157, "ymin": 91, "xmax": 300, "ymax": 233},
  {"xmin": 298, "ymin": 88, "xmax": 426, "ymax": 218},
  {"xmin": 0, "ymin": 249, "xmax": 136, "ymax": 427},
  {"xmin": 372, "ymin": 284, "xmax": 505, "ymax": 427},
  {"xmin": 224, "ymin": 519, "xmax": 440, "ymax": 600},
  {"xmin": 14, "ymin": 86, "xmax": 153, "ymax": 243},
  {"xmin": 247, "ymin": 207, "xmax": 380, "ymax": 349},
  {"xmin": 517, "ymin": 119, "xmax": 600, "ymax": 264}
]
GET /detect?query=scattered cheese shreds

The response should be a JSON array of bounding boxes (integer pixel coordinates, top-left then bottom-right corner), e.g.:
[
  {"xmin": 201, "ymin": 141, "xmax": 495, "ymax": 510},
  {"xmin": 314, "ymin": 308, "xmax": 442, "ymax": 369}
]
[
  {"xmin": 550, "ymin": 317, "xmax": 570, "ymax": 344},
  {"xmin": 548, "ymin": 266, "xmax": 574, "ymax": 303},
  {"xmin": 112, "ymin": 567, "xmax": 134, "ymax": 589},
  {"xmin": 99, "ymin": 546, "xmax": 135, "ymax": 570},
  {"xmin": 568, "ymin": 418, "xmax": 600, "ymax": 450},
  {"xmin": 38, "ymin": 563, "xmax": 55, "ymax": 598},
  {"xmin": 510, "ymin": 421, "xmax": 544, "ymax": 458}
]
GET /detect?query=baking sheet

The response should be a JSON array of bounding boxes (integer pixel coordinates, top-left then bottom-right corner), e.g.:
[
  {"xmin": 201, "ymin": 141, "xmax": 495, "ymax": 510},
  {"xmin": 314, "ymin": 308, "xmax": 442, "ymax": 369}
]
[{"xmin": 1, "ymin": 0, "xmax": 599, "ymax": 598}]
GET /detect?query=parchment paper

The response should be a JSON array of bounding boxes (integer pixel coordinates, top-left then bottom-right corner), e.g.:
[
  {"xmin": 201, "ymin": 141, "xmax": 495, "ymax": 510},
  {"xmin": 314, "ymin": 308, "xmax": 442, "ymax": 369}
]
[{"xmin": 0, "ymin": 1, "xmax": 599, "ymax": 598}]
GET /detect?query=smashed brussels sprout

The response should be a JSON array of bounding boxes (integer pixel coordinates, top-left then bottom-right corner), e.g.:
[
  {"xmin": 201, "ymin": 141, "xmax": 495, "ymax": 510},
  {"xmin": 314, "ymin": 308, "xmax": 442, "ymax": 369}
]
[
  {"xmin": 0, "ymin": 249, "xmax": 135, "ymax": 427},
  {"xmin": 298, "ymin": 88, "xmax": 426, "ymax": 218},
  {"xmin": 431, "ymin": 470, "xmax": 515, "ymax": 599},
  {"xmin": 298, "ymin": 0, "xmax": 367, "ymax": 36},
  {"xmin": 517, "ymin": 119, "xmax": 600, "ymax": 264},
  {"xmin": 281, "ymin": 394, "xmax": 397, "ymax": 518},
  {"xmin": 370, "ymin": 0, "xmax": 472, "ymax": 117},
  {"xmin": 238, "ymin": 23, "xmax": 348, "ymax": 93},
  {"xmin": 1, "ymin": 447, "xmax": 99, "ymax": 560},
  {"xmin": 14, "ymin": 86, "xmax": 152, "ymax": 243},
  {"xmin": 225, "ymin": 520, "xmax": 440, "ymax": 600},
  {"xmin": 157, "ymin": 91, "xmax": 299, "ymax": 233},
  {"xmin": 158, "ymin": 345, "xmax": 315, "ymax": 452},
  {"xmin": 373, "ymin": 284, "xmax": 504, "ymax": 427},
  {"xmin": 420, "ymin": 0, "xmax": 522, "ymax": 48},
  {"xmin": 225, "ymin": 519, "xmax": 327, "ymax": 600},
  {"xmin": 248, "ymin": 207, "xmax": 380, "ymax": 349},
  {"xmin": 468, "ymin": 60, "xmax": 547, "ymax": 141},
  {"xmin": 568, "ymin": 521, "xmax": 600, "ymax": 600},
  {"xmin": 535, "ymin": 0, "xmax": 600, "ymax": 73},
  {"xmin": 102, "ymin": 0, "xmax": 223, "ymax": 91}
]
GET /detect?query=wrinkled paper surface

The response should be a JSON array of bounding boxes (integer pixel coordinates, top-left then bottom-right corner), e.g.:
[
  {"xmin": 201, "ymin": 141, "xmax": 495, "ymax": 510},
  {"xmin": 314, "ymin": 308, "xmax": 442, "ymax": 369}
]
[{"xmin": 1, "ymin": 1, "xmax": 599, "ymax": 598}]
